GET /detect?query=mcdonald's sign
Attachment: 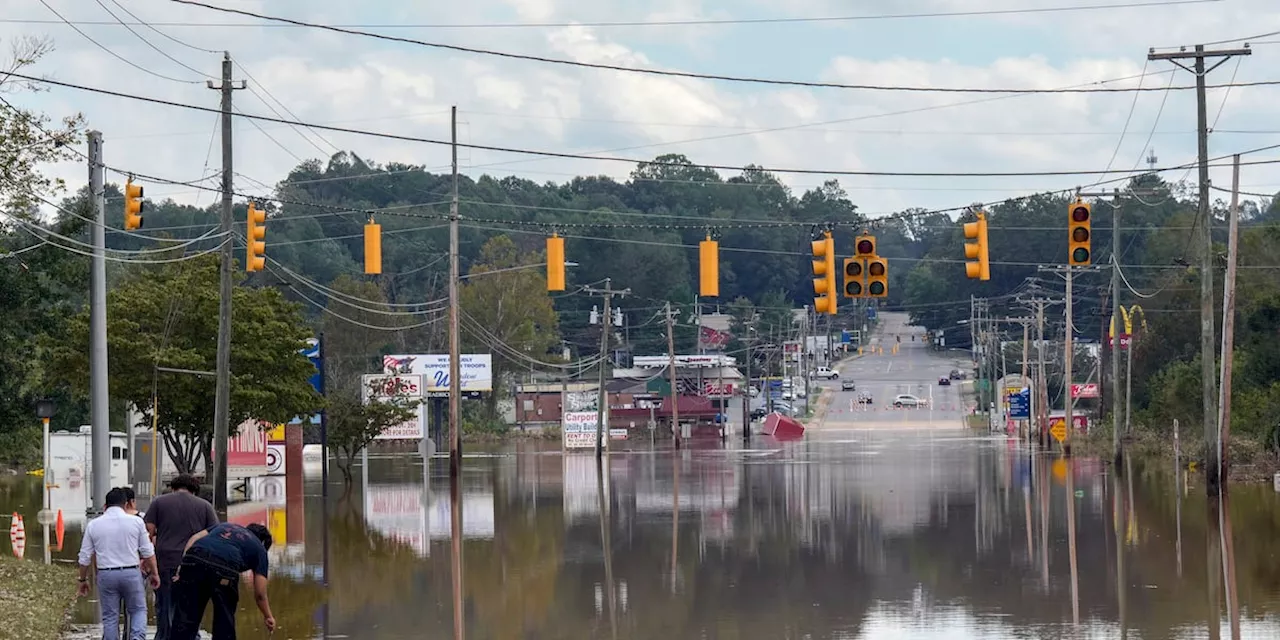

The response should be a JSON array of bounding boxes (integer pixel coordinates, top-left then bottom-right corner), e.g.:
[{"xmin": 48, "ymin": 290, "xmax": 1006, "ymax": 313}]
[{"xmin": 1108, "ymin": 305, "xmax": 1147, "ymax": 349}]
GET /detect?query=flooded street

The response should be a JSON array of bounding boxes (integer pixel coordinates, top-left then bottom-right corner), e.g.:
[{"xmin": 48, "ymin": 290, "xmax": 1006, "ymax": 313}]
[
  {"xmin": 5, "ymin": 318, "xmax": 1279, "ymax": 638},
  {"xmin": 5, "ymin": 432, "xmax": 1280, "ymax": 639}
]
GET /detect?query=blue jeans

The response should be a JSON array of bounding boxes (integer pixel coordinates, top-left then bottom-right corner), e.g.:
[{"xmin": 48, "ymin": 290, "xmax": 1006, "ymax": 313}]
[
  {"xmin": 155, "ymin": 564, "xmax": 178, "ymax": 640},
  {"xmin": 98, "ymin": 568, "xmax": 148, "ymax": 640}
]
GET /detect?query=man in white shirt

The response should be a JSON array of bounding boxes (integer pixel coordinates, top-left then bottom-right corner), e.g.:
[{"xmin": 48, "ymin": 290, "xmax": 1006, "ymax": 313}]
[{"xmin": 77, "ymin": 487, "xmax": 161, "ymax": 640}]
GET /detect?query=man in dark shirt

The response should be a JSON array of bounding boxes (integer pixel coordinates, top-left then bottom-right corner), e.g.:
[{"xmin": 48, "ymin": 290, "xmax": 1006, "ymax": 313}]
[
  {"xmin": 143, "ymin": 475, "xmax": 218, "ymax": 640},
  {"xmin": 170, "ymin": 522, "xmax": 276, "ymax": 639}
]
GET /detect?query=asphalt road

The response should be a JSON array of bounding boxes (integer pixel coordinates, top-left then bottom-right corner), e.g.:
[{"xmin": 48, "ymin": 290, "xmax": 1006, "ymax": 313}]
[{"xmin": 814, "ymin": 311, "xmax": 975, "ymax": 430}]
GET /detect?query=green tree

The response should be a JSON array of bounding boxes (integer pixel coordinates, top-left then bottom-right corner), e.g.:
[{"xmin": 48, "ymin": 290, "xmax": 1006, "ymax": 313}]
[
  {"xmin": 326, "ymin": 379, "xmax": 420, "ymax": 488},
  {"xmin": 50, "ymin": 256, "xmax": 323, "ymax": 473},
  {"xmin": 459, "ymin": 235, "xmax": 560, "ymax": 418}
]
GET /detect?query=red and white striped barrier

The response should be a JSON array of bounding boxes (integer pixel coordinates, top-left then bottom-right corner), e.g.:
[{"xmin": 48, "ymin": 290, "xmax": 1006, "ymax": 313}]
[{"xmin": 9, "ymin": 512, "xmax": 25, "ymax": 559}]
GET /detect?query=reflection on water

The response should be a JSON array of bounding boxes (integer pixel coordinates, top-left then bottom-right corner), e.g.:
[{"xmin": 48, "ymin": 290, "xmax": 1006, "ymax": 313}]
[{"xmin": 5, "ymin": 430, "xmax": 1280, "ymax": 638}]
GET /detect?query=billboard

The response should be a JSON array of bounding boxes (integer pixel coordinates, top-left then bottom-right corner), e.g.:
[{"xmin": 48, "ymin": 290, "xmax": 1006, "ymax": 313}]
[
  {"xmin": 361, "ymin": 374, "xmax": 424, "ymax": 440},
  {"xmin": 383, "ymin": 354, "xmax": 493, "ymax": 392},
  {"xmin": 228, "ymin": 419, "xmax": 269, "ymax": 475},
  {"xmin": 563, "ymin": 411, "xmax": 601, "ymax": 449}
]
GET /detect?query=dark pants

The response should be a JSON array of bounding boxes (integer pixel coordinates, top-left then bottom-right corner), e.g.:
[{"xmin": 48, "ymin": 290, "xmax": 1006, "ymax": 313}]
[
  {"xmin": 154, "ymin": 563, "xmax": 178, "ymax": 640},
  {"xmin": 169, "ymin": 549, "xmax": 241, "ymax": 640}
]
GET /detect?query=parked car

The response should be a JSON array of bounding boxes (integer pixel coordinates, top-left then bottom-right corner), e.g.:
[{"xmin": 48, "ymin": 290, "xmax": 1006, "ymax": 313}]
[
  {"xmin": 841, "ymin": 379, "xmax": 856, "ymax": 391},
  {"xmin": 750, "ymin": 407, "xmax": 768, "ymax": 420},
  {"xmin": 938, "ymin": 377, "xmax": 951, "ymax": 386},
  {"xmin": 893, "ymin": 393, "xmax": 925, "ymax": 407},
  {"xmin": 811, "ymin": 366, "xmax": 839, "ymax": 380}
]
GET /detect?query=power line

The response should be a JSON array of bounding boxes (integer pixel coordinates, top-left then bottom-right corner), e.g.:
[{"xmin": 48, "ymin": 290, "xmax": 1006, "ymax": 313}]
[
  {"xmin": 36, "ymin": 0, "xmax": 201, "ymax": 84},
  {"xmin": 14, "ymin": 1, "xmax": 1225, "ymax": 30},
  {"xmin": 102, "ymin": 0, "xmax": 220, "ymax": 54},
  {"xmin": 89, "ymin": 0, "xmax": 214, "ymax": 79},
  {"xmin": 15, "ymin": 69, "xmax": 1280, "ymax": 179},
  {"xmin": 169, "ymin": 0, "xmax": 1267, "ymax": 95}
]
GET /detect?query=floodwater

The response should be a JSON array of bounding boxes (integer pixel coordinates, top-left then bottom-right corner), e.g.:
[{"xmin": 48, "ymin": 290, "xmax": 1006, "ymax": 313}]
[{"xmin": 6, "ymin": 430, "xmax": 1280, "ymax": 639}]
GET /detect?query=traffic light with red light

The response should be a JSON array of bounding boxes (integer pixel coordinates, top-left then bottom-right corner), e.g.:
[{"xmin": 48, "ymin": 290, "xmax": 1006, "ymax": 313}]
[
  {"xmin": 811, "ymin": 231, "xmax": 837, "ymax": 314},
  {"xmin": 1069, "ymin": 200, "xmax": 1091, "ymax": 266}
]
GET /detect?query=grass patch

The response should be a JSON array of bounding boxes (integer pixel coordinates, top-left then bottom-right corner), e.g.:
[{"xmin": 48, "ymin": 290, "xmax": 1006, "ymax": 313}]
[
  {"xmin": 0, "ymin": 555, "xmax": 78, "ymax": 639},
  {"xmin": 965, "ymin": 413, "xmax": 988, "ymax": 429}
]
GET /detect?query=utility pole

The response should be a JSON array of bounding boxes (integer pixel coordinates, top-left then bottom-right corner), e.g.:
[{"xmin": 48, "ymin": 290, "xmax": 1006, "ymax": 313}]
[
  {"xmin": 1217, "ymin": 154, "xmax": 1242, "ymax": 488},
  {"xmin": 585, "ymin": 279, "xmax": 630, "ymax": 458},
  {"xmin": 665, "ymin": 302, "xmax": 681, "ymax": 449},
  {"xmin": 1021, "ymin": 319, "xmax": 1030, "ymax": 440},
  {"xmin": 1075, "ymin": 187, "xmax": 1159, "ymax": 465},
  {"xmin": 87, "ymin": 131, "xmax": 109, "ymax": 514},
  {"xmin": 1148, "ymin": 43, "xmax": 1250, "ymax": 492},
  {"xmin": 742, "ymin": 328, "xmax": 753, "ymax": 441},
  {"xmin": 208, "ymin": 53, "xmax": 244, "ymax": 513},
  {"xmin": 447, "ymin": 106, "xmax": 462, "ymax": 477}
]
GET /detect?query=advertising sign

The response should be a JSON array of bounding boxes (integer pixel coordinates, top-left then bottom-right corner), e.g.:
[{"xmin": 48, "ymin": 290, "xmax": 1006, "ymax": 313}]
[
  {"xmin": 1070, "ymin": 383, "xmax": 1100, "ymax": 399},
  {"xmin": 1008, "ymin": 388, "xmax": 1031, "ymax": 419},
  {"xmin": 383, "ymin": 354, "xmax": 493, "ymax": 392},
  {"xmin": 361, "ymin": 374, "xmax": 425, "ymax": 440},
  {"xmin": 563, "ymin": 411, "xmax": 601, "ymax": 449},
  {"xmin": 229, "ymin": 419, "xmax": 268, "ymax": 468}
]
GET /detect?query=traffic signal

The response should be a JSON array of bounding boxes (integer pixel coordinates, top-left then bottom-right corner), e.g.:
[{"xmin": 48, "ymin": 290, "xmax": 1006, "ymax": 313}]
[
  {"xmin": 843, "ymin": 257, "xmax": 864, "ymax": 297},
  {"xmin": 699, "ymin": 234, "xmax": 719, "ymax": 297},
  {"xmin": 124, "ymin": 178, "xmax": 144, "ymax": 230},
  {"xmin": 546, "ymin": 233, "xmax": 565, "ymax": 292},
  {"xmin": 854, "ymin": 234, "xmax": 876, "ymax": 259},
  {"xmin": 811, "ymin": 231, "xmax": 837, "ymax": 315},
  {"xmin": 1069, "ymin": 200, "xmax": 1091, "ymax": 265},
  {"xmin": 364, "ymin": 217, "xmax": 382, "ymax": 275},
  {"xmin": 866, "ymin": 256, "xmax": 888, "ymax": 298},
  {"xmin": 963, "ymin": 211, "xmax": 990, "ymax": 280},
  {"xmin": 245, "ymin": 202, "xmax": 266, "ymax": 272}
]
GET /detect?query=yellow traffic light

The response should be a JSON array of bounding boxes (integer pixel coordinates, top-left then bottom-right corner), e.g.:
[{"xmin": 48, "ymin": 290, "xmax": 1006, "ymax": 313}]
[
  {"xmin": 546, "ymin": 233, "xmax": 565, "ymax": 292},
  {"xmin": 699, "ymin": 235, "xmax": 719, "ymax": 297},
  {"xmin": 963, "ymin": 211, "xmax": 990, "ymax": 280},
  {"xmin": 1069, "ymin": 200, "xmax": 1091, "ymax": 265},
  {"xmin": 364, "ymin": 217, "xmax": 382, "ymax": 275},
  {"xmin": 124, "ymin": 178, "xmax": 144, "ymax": 230},
  {"xmin": 245, "ymin": 202, "xmax": 266, "ymax": 272},
  {"xmin": 843, "ymin": 257, "xmax": 865, "ymax": 298},
  {"xmin": 866, "ymin": 257, "xmax": 888, "ymax": 298},
  {"xmin": 811, "ymin": 231, "xmax": 836, "ymax": 315}
]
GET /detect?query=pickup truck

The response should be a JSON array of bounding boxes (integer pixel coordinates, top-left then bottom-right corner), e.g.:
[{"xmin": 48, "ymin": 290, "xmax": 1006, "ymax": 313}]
[{"xmin": 811, "ymin": 367, "xmax": 839, "ymax": 380}]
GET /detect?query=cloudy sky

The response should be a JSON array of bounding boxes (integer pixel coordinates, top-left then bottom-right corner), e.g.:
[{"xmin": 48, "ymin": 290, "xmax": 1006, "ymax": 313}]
[{"xmin": 5, "ymin": 0, "xmax": 1280, "ymax": 218}]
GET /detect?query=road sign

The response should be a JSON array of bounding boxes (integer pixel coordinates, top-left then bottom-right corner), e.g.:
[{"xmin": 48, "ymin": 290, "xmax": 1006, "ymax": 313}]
[
  {"xmin": 1070, "ymin": 383, "xmax": 1099, "ymax": 399},
  {"xmin": 1008, "ymin": 388, "xmax": 1031, "ymax": 418},
  {"xmin": 1049, "ymin": 420, "xmax": 1068, "ymax": 443}
]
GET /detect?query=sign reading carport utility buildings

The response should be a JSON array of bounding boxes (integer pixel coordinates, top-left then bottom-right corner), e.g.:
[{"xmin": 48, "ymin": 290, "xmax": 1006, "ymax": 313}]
[{"xmin": 383, "ymin": 354, "xmax": 493, "ymax": 397}]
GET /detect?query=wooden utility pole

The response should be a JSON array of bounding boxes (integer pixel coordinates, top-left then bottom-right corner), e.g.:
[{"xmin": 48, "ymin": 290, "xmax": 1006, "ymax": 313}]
[
  {"xmin": 1148, "ymin": 44, "xmax": 1250, "ymax": 493},
  {"xmin": 1075, "ymin": 187, "xmax": 1160, "ymax": 465},
  {"xmin": 665, "ymin": 302, "xmax": 681, "ymax": 449},
  {"xmin": 448, "ymin": 106, "xmax": 463, "ymax": 477},
  {"xmin": 1216, "ymin": 154, "xmax": 1242, "ymax": 488},
  {"xmin": 209, "ymin": 53, "xmax": 244, "ymax": 513},
  {"xmin": 584, "ymin": 279, "xmax": 630, "ymax": 458}
]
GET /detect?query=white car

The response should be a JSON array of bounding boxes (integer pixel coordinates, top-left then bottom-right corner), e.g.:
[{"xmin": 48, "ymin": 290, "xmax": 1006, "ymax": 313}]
[
  {"xmin": 893, "ymin": 393, "xmax": 926, "ymax": 408},
  {"xmin": 811, "ymin": 367, "xmax": 839, "ymax": 379}
]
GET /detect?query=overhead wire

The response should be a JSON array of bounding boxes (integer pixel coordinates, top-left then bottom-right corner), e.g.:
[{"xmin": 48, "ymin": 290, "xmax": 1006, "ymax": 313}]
[
  {"xmin": 168, "ymin": 0, "xmax": 1261, "ymax": 95},
  {"xmin": 101, "ymin": 0, "xmax": 220, "ymax": 54},
  {"xmin": 89, "ymin": 0, "xmax": 214, "ymax": 79},
  {"xmin": 27, "ymin": 70, "xmax": 1280, "ymax": 178},
  {"xmin": 36, "ymin": 0, "xmax": 202, "ymax": 84}
]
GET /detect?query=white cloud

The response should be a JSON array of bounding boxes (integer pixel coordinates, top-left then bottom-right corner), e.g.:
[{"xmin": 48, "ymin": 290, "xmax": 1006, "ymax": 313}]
[{"xmin": 2, "ymin": 0, "xmax": 1278, "ymax": 221}]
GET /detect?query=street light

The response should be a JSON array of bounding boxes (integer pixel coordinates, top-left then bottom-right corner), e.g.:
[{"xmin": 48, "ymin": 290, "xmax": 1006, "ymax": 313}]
[{"xmin": 35, "ymin": 399, "xmax": 55, "ymax": 513}]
